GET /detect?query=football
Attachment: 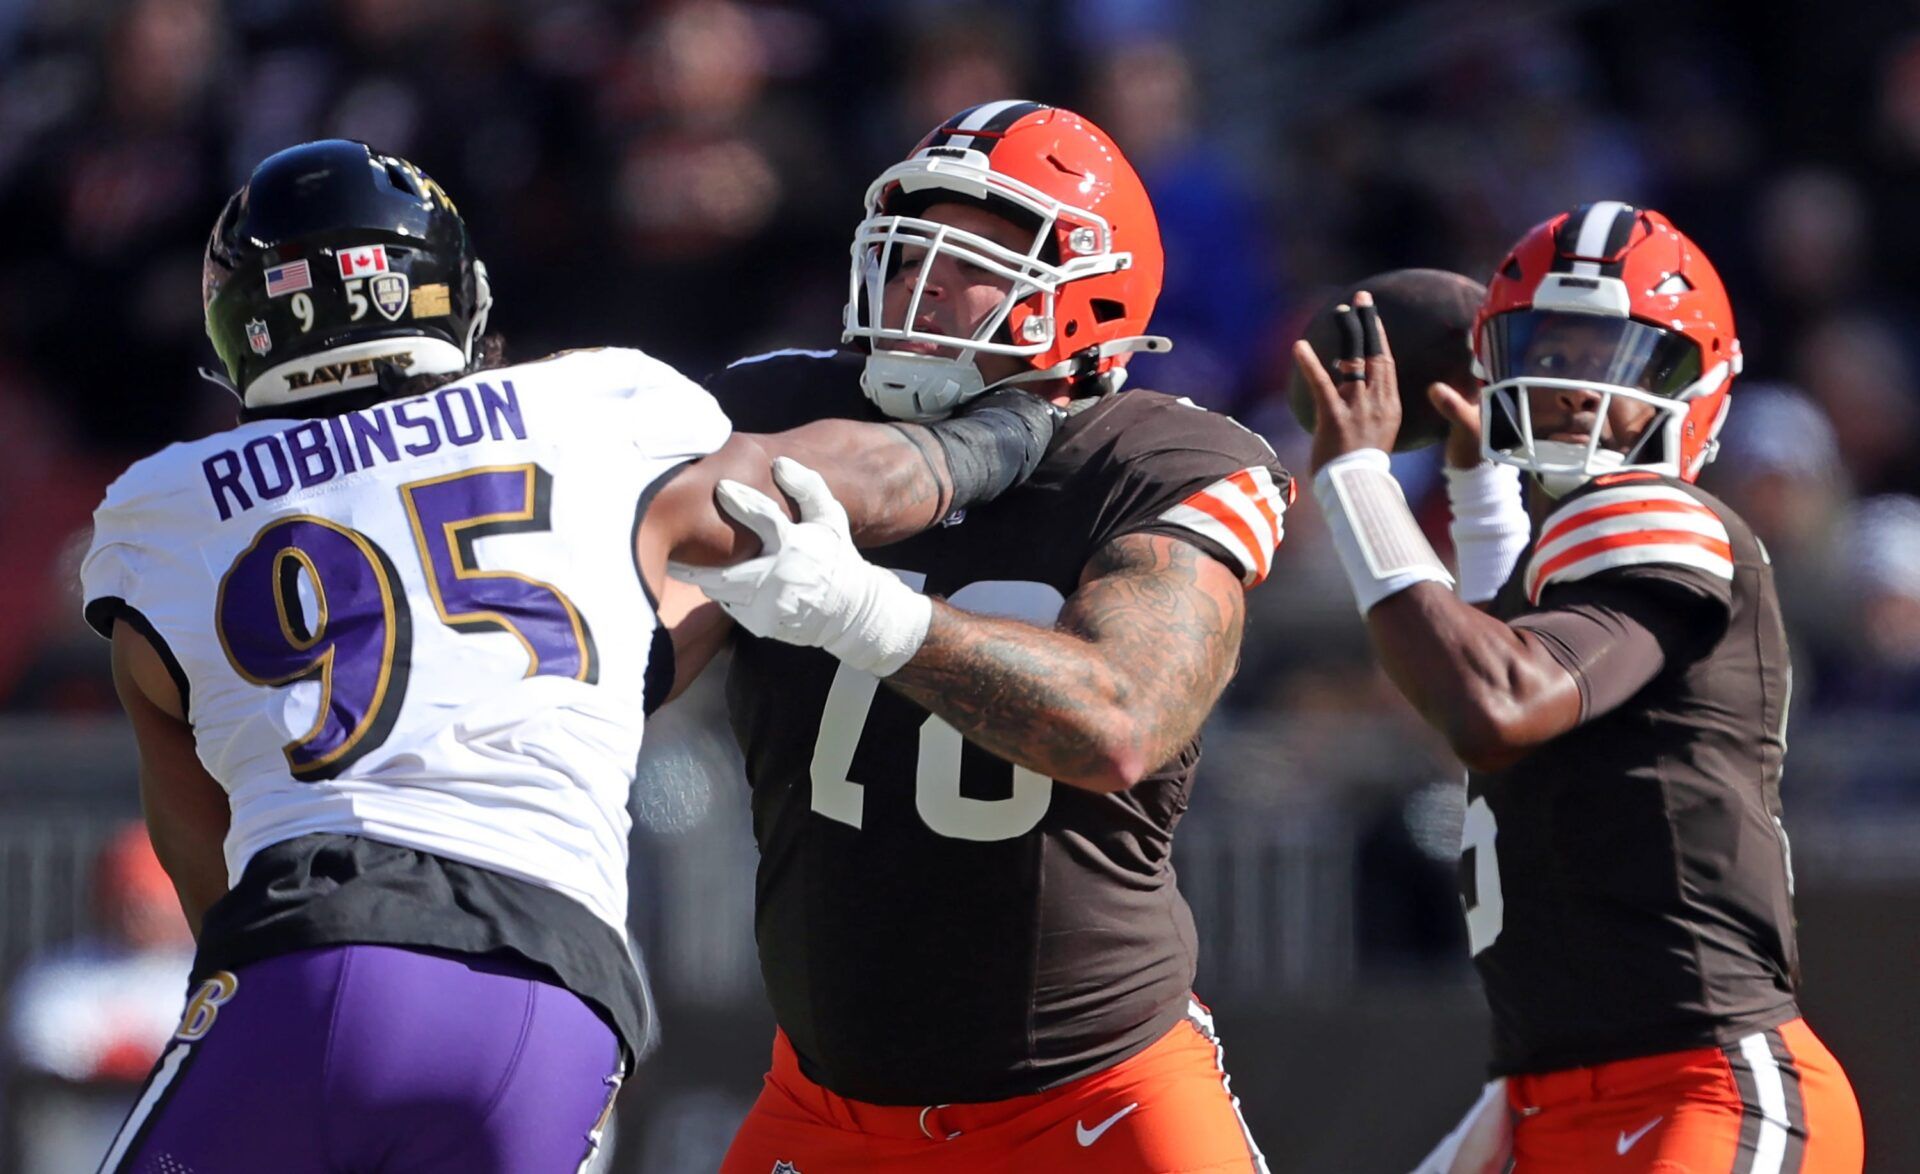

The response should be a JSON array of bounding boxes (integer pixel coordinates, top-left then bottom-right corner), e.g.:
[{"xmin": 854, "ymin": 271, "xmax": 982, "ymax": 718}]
[{"xmin": 1286, "ymin": 267, "xmax": 1487, "ymax": 451}]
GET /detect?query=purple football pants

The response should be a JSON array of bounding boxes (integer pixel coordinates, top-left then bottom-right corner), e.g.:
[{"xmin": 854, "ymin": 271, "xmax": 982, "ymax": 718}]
[{"xmin": 99, "ymin": 944, "xmax": 623, "ymax": 1174}]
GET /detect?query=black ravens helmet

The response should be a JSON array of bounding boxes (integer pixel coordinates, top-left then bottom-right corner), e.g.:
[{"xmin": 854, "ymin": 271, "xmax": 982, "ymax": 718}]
[{"xmin": 202, "ymin": 139, "xmax": 492, "ymax": 410}]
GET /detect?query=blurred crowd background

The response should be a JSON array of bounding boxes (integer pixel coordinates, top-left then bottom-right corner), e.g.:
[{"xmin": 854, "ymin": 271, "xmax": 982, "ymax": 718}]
[{"xmin": 4, "ymin": 0, "xmax": 1920, "ymax": 1170}]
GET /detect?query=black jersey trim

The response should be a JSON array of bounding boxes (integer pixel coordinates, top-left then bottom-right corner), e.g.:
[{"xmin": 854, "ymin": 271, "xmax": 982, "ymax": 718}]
[
  {"xmin": 630, "ymin": 457, "xmax": 699, "ymax": 612},
  {"xmin": 86, "ymin": 598, "xmax": 193, "ymax": 723},
  {"xmin": 643, "ymin": 624, "xmax": 675, "ymax": 717},
  {"xmin": 632, "ymin": 458, "xmax": 698, "ymax": 714},
  {"xmin": 194, "ymin": 833, "xmax": 655, "ymax": 1066}
]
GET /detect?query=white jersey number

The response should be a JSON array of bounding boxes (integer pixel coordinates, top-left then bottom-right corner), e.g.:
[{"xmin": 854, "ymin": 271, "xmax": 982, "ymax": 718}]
[
  {"xmin": 1461, "ymin": 795, "xmax": 1504, "ymax": 956},
  {"xmin": 810, "ymin": 575, "xmax": 1063, "ymax": 842}
]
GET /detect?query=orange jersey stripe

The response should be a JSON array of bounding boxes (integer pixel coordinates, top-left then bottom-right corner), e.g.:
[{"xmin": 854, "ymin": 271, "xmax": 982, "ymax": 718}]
[
  {"xmin": 1185, "ymin": 490, "xmax": 1269, "ymax": 582},
  {"xmin": 1591, "ymin": 470, "xmax": 1662, "ymax": 487},
  {"xmin": 1537, "ymin": 496, "xmax": 1720, "ymax": 551},
  {"xmin": 1225, "ymin": 469, "xmax": 1283, "ymax": 546},
  {"xmin": 1529, "ymin": 529, "xmax": 1733, "ymax": 596}
]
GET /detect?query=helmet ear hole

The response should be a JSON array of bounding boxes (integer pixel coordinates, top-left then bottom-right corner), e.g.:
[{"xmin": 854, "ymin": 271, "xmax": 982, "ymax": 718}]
[{"xmin": 1090, "ymin": 298, "xmax": 1126, "ymax": 324}]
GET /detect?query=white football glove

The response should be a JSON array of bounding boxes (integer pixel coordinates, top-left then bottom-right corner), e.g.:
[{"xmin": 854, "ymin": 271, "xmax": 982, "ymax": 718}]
[
  {"xmin": 668, "ymin": 457, "xmax": 932, "ymax": 676},
  {"xmin": 1408, "ymin": 1079, "xmax": 1513, "ymax": 1174}
]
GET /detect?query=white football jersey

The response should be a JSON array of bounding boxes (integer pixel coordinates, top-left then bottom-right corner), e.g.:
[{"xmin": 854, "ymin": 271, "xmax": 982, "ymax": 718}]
[{"xmin": 81, "ymin": 347, "xmax": 730, "ymax": 934}]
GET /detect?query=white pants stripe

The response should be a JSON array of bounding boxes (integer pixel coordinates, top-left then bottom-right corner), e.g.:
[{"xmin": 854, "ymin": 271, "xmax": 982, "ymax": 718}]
[
  {"xmin": 1738, "ymin": 1031, "xmax": 1792, "ymax": 1174},
  {"xmin": 1187, "ymin": 998, "xmax": 1271, "ymax": 1174},
  {"xmin": 96, "ymin": 1040, "xmax": 191, "ymax": 1173}
]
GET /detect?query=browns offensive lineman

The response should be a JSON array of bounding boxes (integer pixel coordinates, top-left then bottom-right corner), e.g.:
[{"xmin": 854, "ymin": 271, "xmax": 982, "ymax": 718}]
[
  {"xmin": 1297, "ymin": 206, "xmax": 1863, "ymax": 1172},
  {"xmin": 672, "ymin": 102, "xmax": 1287, "ymax": 1172},
  {"xmin": 81, "ymin": 139, "xmax": 1058, "ymax": 1173}
]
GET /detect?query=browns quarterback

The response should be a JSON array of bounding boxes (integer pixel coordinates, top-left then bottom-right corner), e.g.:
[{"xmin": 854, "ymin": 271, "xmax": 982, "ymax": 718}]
[
  {"xmin": 674, "ymin": 102, "xmax": 1287, "ymax": 1173},
  {"xmin": 1298, "ymin": 204, "xmax": 1863, "ymax": 1173}
]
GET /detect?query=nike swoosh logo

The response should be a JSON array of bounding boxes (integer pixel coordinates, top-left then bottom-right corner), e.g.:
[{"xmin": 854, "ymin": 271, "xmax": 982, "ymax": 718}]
[
  {"xmin": 1076, "ymin": 1102, "xmax": 1140, "ymax": 1147},
  {"xmin": 1616, "ymin": 1116, "xmax": 1663, "ymax": 1154}
]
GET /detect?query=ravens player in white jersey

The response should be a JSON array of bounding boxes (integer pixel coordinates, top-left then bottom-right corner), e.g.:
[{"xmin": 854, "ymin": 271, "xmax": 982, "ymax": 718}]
[
  {"xmin": 82, "ymin": 139, "xmax": 1058, "ymax": 1174},
  {"xmin": 674, "ymin": 102, "xmax": 1287, "ymax": 1173},
  {"xmin": 1299, "ymin": 206, "xmax": 1863, "ymax": 1173}
]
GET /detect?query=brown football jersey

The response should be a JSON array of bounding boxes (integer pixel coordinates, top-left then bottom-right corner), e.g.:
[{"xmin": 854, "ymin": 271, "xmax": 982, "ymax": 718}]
[
  {"xmin": 1469, "ymin": 471, "xmax": 1800, "ymax": 1075},
  {"xmin": 707, "ymin": 350, "xmax": 1290, "ymax": 1104}
]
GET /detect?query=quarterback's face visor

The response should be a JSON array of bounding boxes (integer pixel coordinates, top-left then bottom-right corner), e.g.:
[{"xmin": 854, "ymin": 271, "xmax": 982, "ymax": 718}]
[
  {"xmin": 1476, "ymin": 310, "xmax": 1716, "ymax": 493},
  {"xmin": 1478, "ymin": 310, "xmax": 1701, "ymax": 396}
]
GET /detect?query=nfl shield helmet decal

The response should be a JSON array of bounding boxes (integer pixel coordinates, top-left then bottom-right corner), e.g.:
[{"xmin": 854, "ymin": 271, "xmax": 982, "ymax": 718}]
[
  {"xmin": 370, "ymin": 272, "xmax": 411, "ymax": 321},
  {"xmin": 771, "ymin": 1163, "xmax": 799, "ymax": 1174},
  {"xmin": 246, "ymin": 319, "xmax": 272, "ymax": 355}
]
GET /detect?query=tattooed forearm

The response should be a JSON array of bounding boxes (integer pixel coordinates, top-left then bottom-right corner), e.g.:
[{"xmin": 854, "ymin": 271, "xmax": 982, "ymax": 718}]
[
  {"xmin": 873, "ymin": 423, "xmax": 954, "ymax": 537},
  {"xmin": 884, "ymin": 533, "xmax": 1246, "ymax": 791},
  {"xmin": 767, "ymin": 419, "xmax": 952, "ymax": 545}
]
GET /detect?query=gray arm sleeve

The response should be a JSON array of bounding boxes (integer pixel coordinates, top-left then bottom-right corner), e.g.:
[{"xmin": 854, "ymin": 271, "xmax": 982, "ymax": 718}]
[{"xmin": 918, "ymin": 389, "xmax": 1059, "ymax": 513}]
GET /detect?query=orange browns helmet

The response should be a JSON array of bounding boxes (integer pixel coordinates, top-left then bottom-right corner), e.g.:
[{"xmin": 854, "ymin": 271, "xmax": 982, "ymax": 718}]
[
  {"xmin": 1472, "ymin": 202, "xmax": 1742, "ymax": 494},
  {"xmin": 844, "ymin": 100, "xmax": 1170, "ymax": 420}
]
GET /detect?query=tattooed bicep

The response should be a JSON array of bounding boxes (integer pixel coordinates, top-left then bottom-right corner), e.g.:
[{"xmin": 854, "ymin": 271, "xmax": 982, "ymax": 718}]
[{"xmin": 1065, "ymin": 533, "xmax": 1246, "ymax": 695}]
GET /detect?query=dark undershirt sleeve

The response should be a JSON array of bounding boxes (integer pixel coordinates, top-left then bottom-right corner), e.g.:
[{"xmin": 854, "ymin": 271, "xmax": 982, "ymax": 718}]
[{"xmin": 1511, "ymin": 579, "xmax": 1720, "ymax": 724}]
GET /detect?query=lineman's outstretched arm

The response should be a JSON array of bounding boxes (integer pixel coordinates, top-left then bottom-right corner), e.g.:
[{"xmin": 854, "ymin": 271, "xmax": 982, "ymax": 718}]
[
  {"xmin": 669, "ymin": 459, "xmax": 1247, "ymax": 791},
  {"xmin": 637, "ymin": 389, "xmax": 1055, "ymax": 578},
  {"xmin": 638, "ymin": 390, "xmax": 1057, "ymax": 696}
]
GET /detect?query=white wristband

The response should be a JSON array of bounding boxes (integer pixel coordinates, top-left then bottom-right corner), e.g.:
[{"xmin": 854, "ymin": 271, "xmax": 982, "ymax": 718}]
[
  {"xmin": 824, "ymin": 564, "xmax": 933, "ymax": 677},
  {"xmin": 1312, "ymin": 449, "xmax": 1454, "ymax": 615},
  {"xmin": 1445, "ymin": 462, "xmax": 1530, "ymax": 604}
]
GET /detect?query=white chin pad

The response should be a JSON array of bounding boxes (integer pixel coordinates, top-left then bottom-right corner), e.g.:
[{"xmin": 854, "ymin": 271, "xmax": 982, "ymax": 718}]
[
  {"xmin": 860, "ymin": 350, "xmax": 986, "ymax": 421},
  {"xmin": 1530, "ymin": 442, "xmax": 1624, "ymax": 498}
]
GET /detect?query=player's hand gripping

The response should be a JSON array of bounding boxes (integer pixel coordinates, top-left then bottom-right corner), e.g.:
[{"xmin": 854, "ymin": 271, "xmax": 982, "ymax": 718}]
[
  {"xmin": 668, "ymin": 457, "xmax": 932, "ymax": 676},
  {"xmin": 1292, "ymin": 289, "xmax": 1400, "ymax": 472}
]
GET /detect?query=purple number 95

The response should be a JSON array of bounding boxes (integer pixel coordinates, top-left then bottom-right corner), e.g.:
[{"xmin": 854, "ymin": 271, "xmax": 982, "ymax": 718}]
[{"xmin": 216, "ymin": 463, "xmax": 597, "ymax": 779}]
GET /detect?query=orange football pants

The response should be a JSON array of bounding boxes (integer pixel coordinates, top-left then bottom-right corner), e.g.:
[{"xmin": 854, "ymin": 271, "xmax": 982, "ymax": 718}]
[
  {"xmin": 1507, "ymin": 1018, "xmax": 1862, "ymax": 1173},
  {"xmin": 719, "ymin": 1000, "xmax": 1268, "ymax": 1173}
]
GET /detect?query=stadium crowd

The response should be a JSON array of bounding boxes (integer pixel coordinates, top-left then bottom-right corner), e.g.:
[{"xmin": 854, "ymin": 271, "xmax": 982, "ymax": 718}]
[{"xmin": 2, "ymin": 0, "xmax": 1916, "ymax": 813}]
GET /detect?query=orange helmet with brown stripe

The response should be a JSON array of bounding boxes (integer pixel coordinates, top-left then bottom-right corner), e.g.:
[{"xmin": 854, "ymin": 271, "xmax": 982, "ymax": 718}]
[
  {"xmin": 845, "ymin": 101, "xmax": 1170, "ymax": 420},
  {"xmin": 1472, "ymin": 202, "xmax": 1741, "ymax": 494}
]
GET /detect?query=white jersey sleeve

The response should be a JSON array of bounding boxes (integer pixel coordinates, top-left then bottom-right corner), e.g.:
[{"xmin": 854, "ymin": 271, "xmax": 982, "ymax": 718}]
[{"xmin": 80, "ymin": 347, "xmax": 729, "ymax": 935}]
